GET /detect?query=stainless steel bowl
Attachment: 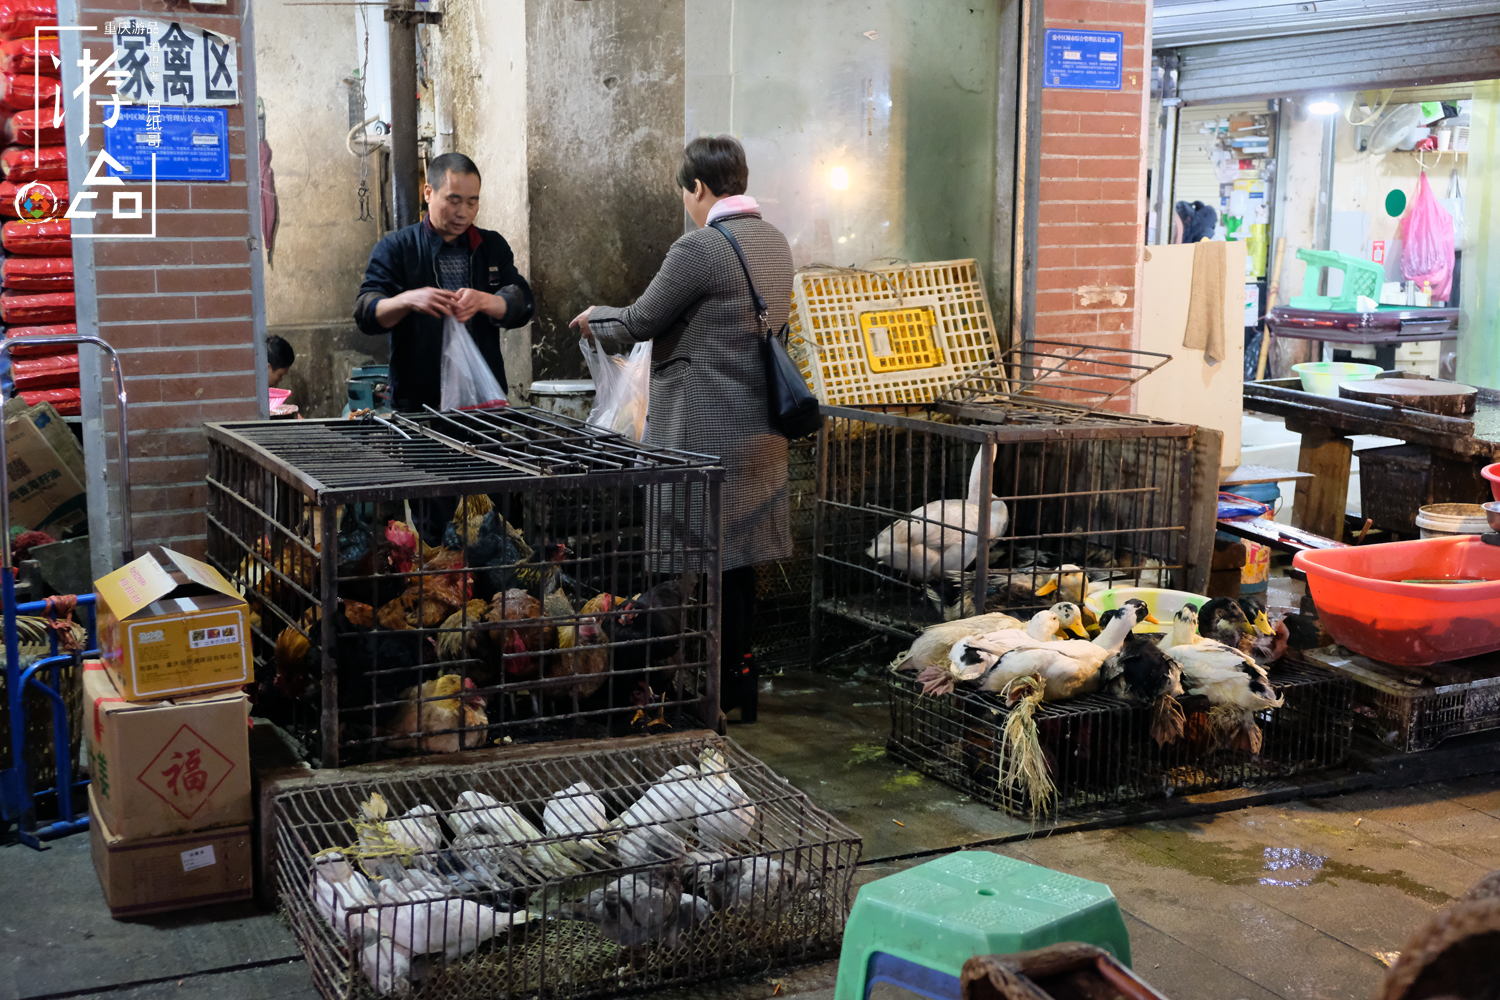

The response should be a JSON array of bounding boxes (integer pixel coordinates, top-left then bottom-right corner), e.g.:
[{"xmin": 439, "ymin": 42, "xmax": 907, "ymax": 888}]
[{"xmin": 1485, "ymin": 501, "xmax": 1500, "ymax": 533}]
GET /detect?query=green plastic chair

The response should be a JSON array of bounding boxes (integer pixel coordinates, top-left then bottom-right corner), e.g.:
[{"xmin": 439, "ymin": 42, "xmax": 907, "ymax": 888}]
[
  {"xmin": 833, "ymin": 851, "xmax": 1131, "ymax": 1000},
  {"xmin": 1288, "ymin": 248, "xmax": 1385, "ymax": 311}
]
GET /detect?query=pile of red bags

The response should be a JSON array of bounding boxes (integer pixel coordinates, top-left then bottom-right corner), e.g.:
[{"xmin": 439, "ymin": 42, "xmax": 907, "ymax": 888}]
[{"xmin": 0, "ymin": 2, "xmax": 75, "ymax": 415}]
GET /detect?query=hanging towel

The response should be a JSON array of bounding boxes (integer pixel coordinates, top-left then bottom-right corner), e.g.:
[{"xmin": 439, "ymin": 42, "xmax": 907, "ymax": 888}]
[{"xmin": 1183, "ymin": 239, "xmax": 1227, "ymax": 363}]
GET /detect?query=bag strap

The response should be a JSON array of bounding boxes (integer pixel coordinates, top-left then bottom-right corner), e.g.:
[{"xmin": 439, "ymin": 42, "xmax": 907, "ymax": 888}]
[{"xmin": 708, "ymin": 220, "xmax": 770, "ymax": 327}]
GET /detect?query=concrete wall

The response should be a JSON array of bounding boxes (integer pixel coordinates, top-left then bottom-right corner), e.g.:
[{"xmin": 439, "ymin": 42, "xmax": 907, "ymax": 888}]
[
  {"xmin": 432, "ymin": 0, "xmax": 533, "ymax": 391},
  {"xmin": 524, "ymin": 0, "xmax": 686, "ymax": 381}
]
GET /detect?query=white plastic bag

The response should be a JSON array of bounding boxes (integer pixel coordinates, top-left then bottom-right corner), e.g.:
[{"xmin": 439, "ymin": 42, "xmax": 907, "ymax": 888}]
[
  {"xmin": 440, "ymin": 315, "xmax": 508, "ymax": 411},
  {"xmin": 579, "ymin": 337, "xmax": 650, "ymax": 440}
]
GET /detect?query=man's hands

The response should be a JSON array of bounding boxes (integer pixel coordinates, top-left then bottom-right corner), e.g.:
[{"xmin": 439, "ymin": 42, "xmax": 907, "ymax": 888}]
[
  {"xmin": 569, "ymin": 306, "xmax": 596, "ymax": 340},
  {"xmin": 374, "ymin": 286, "xmax": 508, "ymax": 328}
]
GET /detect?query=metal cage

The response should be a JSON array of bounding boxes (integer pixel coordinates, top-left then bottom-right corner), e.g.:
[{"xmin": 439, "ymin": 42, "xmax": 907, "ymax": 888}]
[
  {"xmin": 205, "ymin": 410, "xmax": 724, "ymax": 767},
  {"xmin": 273, "ymin": 731, "xmax": 861, "ymax": 1000},
  {"xmin": 887, "ymin": 663, "xmax": 1354, "ymax": 816},
  {"xmin": 814, "ymin": 405, "xmax": 1196, "ymax": 641}
]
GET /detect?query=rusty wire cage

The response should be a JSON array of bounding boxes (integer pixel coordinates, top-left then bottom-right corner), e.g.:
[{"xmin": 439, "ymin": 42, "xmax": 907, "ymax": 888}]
[
  {"xmin": 274, "ymin": 731, "xmax": 861, "ymax": 1000},
  {"xmin": 205, "ymin": 409, "xmax": 724, "ymax": 768},
  {"xmin": 814, "ymin": 404, "xmax": 1196, "ymax": 642},
  {"xmin": 886, "ymin": 662, "xmax": 1354, "ymax": 816}
]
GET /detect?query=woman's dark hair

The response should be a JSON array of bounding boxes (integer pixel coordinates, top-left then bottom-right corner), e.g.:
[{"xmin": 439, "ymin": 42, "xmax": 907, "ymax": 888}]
[
  {"xmin": 676, "ymin": 136, "xmax": 748, "ymax": 197},
  {"xmin": 266, "ymin": 334, "xmax": 295, "ymax": 371}
]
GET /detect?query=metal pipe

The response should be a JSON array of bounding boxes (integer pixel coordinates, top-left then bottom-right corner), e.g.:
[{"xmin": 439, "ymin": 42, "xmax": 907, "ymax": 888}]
[
  {"xmin": 0, "ymin": 335, "xmax": 133, "ymax": 569},
  {"xmin": 386, "ymin": 10, "xmax": 420, "ymax": 228}
]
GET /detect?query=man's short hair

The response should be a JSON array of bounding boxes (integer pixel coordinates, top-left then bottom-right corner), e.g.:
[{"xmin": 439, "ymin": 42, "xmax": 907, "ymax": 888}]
[
  {"xmin": 427, "ymin": 153, "xmax": 481, "ymax": 191},
  {"xmin": 675, "ymin": 136, "xmax": 748, "ymax": 197},
  {"xmin": 266, "ymin": 334, "xmax": 295, "ymax": 371}
]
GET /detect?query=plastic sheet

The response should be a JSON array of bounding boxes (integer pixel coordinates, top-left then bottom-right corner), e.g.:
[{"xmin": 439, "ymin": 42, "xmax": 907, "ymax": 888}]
[
  {"xmin": 0, "ymin": 288, "xmax": 73, "ymax": 324},
  {"xmin": 10, "ymin": 350, "xmax": 77, "ymax": 390},
  {"xmin": 3, "ymin": 321, "xmax": 75, "ymax": 356},
  {"xmin": 0, "ymin": 178, "xmax": 65, "ymax": 219},
  {"xmin": 0, "ymin": 1, "xmax": 56, "ymax": 42},
  {"xmin": 439, "ymin": 315, "xmax": 507, "ymax": 411},
  {"xmin": 0, "ymin": 34, "xmax": 55, "ymax": 73},
  {"xmin": 580, "ymin": 337, "xmax": 650, "ymax": 441},
  {"xmin": 0, "ymin": 71, "xmax": 58, "ymax": 112},
  {"xmin": 0, "ymin": 143, "xmax": 65, "ymax": 182},
  {"xmin": 2, "ymin": 218, "xmax": 69, "ymax": 255},
  {"xmin": 3, "ymin": 107, "xmax": 63, "ymax": 146},
  {"xmin": 1401, "ymin": 172, "xmax": 1455, "ymax": 302},
  {"xmin": 18, "ymin": 386, "xmax": 78, "ymax": 415},
  {"xmin": 1, "ymin": 254, "xmax": 71, "ymax": 290}
]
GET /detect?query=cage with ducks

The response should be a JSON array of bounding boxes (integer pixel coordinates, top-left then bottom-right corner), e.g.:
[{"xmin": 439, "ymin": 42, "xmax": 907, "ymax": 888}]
[
  {"xmin": 273, "ymin": 730, "xmax": 862, "ymax": 1000},
  {"xmin": 886, "ymin": 661, "xmax": 1354, "ymax": 817},
  {"xmin": 205, "ymin": 409, "xmax": 723, "ymax": 768},
  {"xmin": 813, "ymin": 342, "xmax": 1192, "ymax": 643}
]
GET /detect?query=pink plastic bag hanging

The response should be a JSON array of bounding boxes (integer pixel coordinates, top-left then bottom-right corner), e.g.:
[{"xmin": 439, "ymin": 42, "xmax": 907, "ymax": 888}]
[{"xmin": 1400, "ymin": 172, "xmax": 1455, "ymax": 302}]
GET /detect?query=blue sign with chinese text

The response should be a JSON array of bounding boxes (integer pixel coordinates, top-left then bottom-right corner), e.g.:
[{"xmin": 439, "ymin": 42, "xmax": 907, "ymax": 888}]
[
  {"xmin": 104, "ymin": 106, "xmax": 229, "ymax": 182},
  {"xmin": 1043, "ymin": 29, "xmax": 1123, "ymax": 90}
]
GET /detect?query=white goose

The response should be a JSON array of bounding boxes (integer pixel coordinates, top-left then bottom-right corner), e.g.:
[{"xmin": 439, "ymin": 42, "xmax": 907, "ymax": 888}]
[{"xmin": 866, "ymin": 443, "xmax": 1009, "ymax": 582}]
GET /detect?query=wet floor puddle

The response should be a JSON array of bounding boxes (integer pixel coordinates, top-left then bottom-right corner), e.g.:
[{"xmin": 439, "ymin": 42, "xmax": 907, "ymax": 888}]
[{"xmin": 1123, "ymin": 828, "xmax": 1452, "ymax": 906}]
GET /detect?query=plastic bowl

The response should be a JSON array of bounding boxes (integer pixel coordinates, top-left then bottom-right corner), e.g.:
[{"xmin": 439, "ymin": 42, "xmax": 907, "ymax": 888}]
[
  {"xmin": 1084, "ymin": 587, "xmax": 1209, "ymax": 635},
  {"xmin": 269, "ymin": 387, "xmax": 292, "ymax": 408},
  {"xmin": 1483, "ymin": 463, "xmax": 1500, "ymax": 501},
  {"xmin": 1293, "ymin": 535, "xmax": 1500, "ymax": 666},
  {"xmin": 1485, "ymin": 502, "xmax": 1500, "ymax": 533},
  {"xmin": 1291, "ymin": 362, "xmax": 1384, "ymax": 397}
]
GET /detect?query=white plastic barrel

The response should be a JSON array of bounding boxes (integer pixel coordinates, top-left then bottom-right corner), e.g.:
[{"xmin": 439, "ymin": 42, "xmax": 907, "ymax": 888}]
[
  {"xmin": 526, "ymin": 380, "xmax": 596, "ymax": 422},
  {"xmin": 1415, "ymin": 503, "xmax": 1491, "ymax": 539}
]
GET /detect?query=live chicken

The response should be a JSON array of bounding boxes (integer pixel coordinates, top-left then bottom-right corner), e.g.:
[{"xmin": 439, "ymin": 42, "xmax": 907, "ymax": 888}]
[{"xmin": 385, "ymin": 674, "xmax": 490, "ymax": 753}]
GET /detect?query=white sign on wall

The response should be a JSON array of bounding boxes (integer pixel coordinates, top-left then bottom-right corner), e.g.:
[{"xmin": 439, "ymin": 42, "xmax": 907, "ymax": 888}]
[{"xmin": 107, "ymin": 19, "xmax": 239, "ymax": 106}]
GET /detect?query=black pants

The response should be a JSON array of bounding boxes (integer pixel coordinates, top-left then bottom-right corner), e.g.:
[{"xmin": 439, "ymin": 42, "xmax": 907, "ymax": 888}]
[{"xmin": 720, "ymin": 566, "xmax": 758, "ymax": 722}]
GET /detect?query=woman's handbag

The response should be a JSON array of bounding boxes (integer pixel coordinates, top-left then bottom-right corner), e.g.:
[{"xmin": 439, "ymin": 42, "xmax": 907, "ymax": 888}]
[{"xmin": 710, "ymin": 221, "xmax": 821, "ymax": 440}]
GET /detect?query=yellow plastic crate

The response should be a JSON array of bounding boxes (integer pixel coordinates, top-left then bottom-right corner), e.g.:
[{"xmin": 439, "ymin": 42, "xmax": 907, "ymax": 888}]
[{"xmin": 787, "ymin": 259, "xmax": 1001, "ymax": 406}]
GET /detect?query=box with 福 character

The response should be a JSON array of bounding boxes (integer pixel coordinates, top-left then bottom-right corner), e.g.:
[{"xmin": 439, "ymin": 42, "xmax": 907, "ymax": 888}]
[
  {"xmin": 81, "ymin": 661, "xmax": 251, "ymax": 840},
  {"xmin": 93, "ymin": 548, "xmax": 252, "ymax": 702}
]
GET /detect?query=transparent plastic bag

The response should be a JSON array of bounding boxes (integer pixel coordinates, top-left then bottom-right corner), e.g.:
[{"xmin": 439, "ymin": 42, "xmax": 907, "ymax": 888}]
[
  {"xmin": 440, "ymin": 315, "xmax": 508, "ymax": 411},
  {"xmin": 1400, "ymin": 172, "xmax": 1455, "ymax": 301},
  {"xmin": 579, "ymin": 337, "xmax": 651, "ymax": 441}
]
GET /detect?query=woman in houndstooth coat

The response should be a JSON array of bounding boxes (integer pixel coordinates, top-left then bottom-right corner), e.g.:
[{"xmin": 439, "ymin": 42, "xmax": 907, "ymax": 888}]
[{"xmin": 571, "ymin": 136, "xmax": 793, "ymax": 723}]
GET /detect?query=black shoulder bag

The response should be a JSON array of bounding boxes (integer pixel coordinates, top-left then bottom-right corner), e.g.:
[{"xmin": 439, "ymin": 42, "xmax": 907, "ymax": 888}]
[{"xmin": 709, "ymin": 221, "xmax": 821, "ymax": 440}]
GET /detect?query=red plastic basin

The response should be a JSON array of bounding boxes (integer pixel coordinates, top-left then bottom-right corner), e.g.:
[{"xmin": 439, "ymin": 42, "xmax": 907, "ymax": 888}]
[
  {"xmin": 1293, "ymin": 535, "xmax": 1500, "ymax": 666},
  {"xmin": 1484, "ymin": 462, "xmax": 1500, "ymax": 501}
]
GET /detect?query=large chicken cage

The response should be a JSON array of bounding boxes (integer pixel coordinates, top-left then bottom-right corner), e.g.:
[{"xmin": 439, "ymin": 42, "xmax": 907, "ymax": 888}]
[
  {"xmin": 887, "ymin": 662, "xmax": 1354, "ymax": 817},
  {"xmin": 751, "ymin": 436, "xmax": 816, "ymax": 673},
  {"xmin": 205, "ymin": 409, "xmax": 724, "ymax": 768},
  {"xmin": 273, "ymin": 730, "xmax": 861, "ymax": 1000},
  {"xmin": 814, "ymin": 404, "xmax": 1196, "ymax": 642}
]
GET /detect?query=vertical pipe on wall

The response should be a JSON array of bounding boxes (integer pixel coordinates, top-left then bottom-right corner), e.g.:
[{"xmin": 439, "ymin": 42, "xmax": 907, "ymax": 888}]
[
  {"xmin": 387, "ymin": 10, "xmax": 420, "ymax": 228},
  {"xmin": 991, "ymin": 0, "xmax": 1022, "ymax": 338},
  {"xmin": 1012, "ymin": 0, "xmax": 1044, "ymax": 349},
  {"xmin": 242, "ymin": 1, "xmax": 269, "ymax": 419}
]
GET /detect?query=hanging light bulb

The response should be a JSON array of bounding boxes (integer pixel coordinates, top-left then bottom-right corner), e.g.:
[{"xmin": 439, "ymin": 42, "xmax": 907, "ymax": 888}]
[{"xmin": 828, "ymin": 166, "xmax": 849, "ymax": 190}]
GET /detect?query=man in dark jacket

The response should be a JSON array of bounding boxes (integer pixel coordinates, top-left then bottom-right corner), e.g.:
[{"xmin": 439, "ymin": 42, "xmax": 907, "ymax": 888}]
[{"xmin": 353, "ymin": 153, "xmax": 534, "ymax": 411}]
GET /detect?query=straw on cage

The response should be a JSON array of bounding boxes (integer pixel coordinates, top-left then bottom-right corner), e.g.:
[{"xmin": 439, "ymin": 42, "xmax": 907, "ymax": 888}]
[{"xmin": 998, "ymin": 675, "xmax": 1054, "ymax": 817}]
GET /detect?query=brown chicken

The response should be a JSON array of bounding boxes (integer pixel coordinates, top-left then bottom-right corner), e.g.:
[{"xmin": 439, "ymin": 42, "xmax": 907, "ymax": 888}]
[
  {"xmin": 272, "ymin": 605, "xmax": 321, "ymax": 700},
  {"xmin": 486, "ymin": 588, "xmax": 554, "ymax": 682},
  {"xmin": 549, "ymin": 592, "xmax": 614, "ymax": 703},
  {"xmin": 436, "ymin": 599, "xmax": 491, "ymax": 663},
  {"xmin": 384, "ymin": 674, "xmax": 489, "ymax": 753}
]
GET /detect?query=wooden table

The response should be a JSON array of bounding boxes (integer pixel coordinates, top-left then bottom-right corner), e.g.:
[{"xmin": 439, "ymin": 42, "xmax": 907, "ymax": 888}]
[{"xmin": 1243, "ymin": 375, "xmax": 1500, "ymax": 541}]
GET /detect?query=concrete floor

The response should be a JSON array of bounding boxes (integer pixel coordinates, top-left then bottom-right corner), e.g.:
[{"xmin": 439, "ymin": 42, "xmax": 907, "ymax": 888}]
[{"xmin": 4, "ymin": 670, "xmax": 1497, "ymax": 1000}]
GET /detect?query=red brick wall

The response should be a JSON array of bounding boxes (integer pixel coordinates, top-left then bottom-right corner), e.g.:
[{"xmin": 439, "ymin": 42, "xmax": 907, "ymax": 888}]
[
  {"xmin": 1035, "ymin": 0, "xmax": 1151, "ymax": 390},
  {"xmin": 77, "ymin": 0, "xmax": 261, "ymax": 559}
]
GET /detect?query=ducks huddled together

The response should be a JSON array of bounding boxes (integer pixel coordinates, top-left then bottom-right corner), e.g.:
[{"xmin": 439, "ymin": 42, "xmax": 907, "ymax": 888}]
[{"xmin": 892, "ymin": 594, "xmax": 1308, "ymax": 812}]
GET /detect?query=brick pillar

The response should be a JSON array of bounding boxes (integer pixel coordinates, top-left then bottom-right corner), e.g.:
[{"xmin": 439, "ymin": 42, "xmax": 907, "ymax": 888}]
[
  {"xmin": 1034, "ymin": 0, "xmax": 1151, "ymax": 404},
  {"xmin": 65, "ymin": 1, "xmax": 264, "ymax": 571}
]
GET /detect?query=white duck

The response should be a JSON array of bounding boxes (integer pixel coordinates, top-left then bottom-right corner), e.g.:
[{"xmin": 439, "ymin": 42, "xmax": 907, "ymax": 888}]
[
  {"xmin": 924, "ymin": 603, "xmax": 1087, "ymax": 696},
  {"xmin": 867, "ymin": 443, "xmax": 1009, "ymax": 582},
  {"xmin": 1160, "ymin": 604, "xmax": 1283, "ymax": 753}
]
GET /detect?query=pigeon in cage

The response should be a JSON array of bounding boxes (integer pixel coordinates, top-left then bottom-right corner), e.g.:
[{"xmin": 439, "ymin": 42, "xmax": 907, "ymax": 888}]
[
  {"xmin": 543, "ymin": 781, "xmax": 612, "ymax": 861},
  {"xmin": 568, "ymin": 870, "xmax": 713, "ymax": 949},
  {"xmin": 356, "ymin": 794, "xmax": 443, "ymax": 857},
  {"xmin": 373, "ymin": 877, "xmax": 531, "ymax": 962},
  {"xmin": 452, "ymin": 789, "xmax": 583, "ymax": 878},
  {"xmin": 1159, "ymin": 604, "xmax": 1283, "ymax": 754},
  {"xmin": 703, "ymin": 855, "xmax": 814, "ymax": 913}
]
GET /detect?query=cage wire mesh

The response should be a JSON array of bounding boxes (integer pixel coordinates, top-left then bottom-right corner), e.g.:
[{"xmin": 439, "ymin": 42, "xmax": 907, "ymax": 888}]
[
  {"xmin": 274, "ymin": 731, "xmax": 861, "ymax": 1000},
  {"xmin": 205, "ymin": 410, "xmax": 724, "ymax": 767},
  {"xmin": 1303, "ymin": 648, "xmax": 1500, "ymax": 752},
  {"xmin": 814, "ymin": 405, "xmax": 1195, "ymax": 642},
  {"xmin": 887, "ymin": 662, "xmax": 1354, "ymax": 816},
  {"xmin": 0, "ymin": 613, "xmax": 92, "ymax": 821}
]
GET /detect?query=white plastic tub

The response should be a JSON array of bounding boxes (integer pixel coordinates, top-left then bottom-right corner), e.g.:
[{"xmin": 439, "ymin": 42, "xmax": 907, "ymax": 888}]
[{"xmin": 1415, "ymin": 503, "xmax": 1491, "ymax": 539}]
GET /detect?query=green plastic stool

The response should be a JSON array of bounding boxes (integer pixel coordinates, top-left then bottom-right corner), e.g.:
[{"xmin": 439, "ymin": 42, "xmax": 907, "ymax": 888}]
[
  {"xmin": 1289, "ymin": 248, "xmax": 1385, "ymax": 311},
  {"xmin": 833, "ymin": 851, "xmax": 1130, "ymax": 1000}
]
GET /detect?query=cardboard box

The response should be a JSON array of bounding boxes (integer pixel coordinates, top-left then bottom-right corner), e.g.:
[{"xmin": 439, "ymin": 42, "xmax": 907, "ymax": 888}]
[
  {"xmin": 95, "ymin": 549, "xmax": 252, "ymax": 702},
  {"xmin": 5, "ymin": 397, "xmax": 85, "ymax": 484},
  {"xmin": 3, "ymin": 397, "xmax": 87, "ymax": 535},
  {"xmin": 89, "ymin": 786, "xmax": 252, "ymax": 918},
  {"xmin": 82, "ymin": 662, "xmax": 251, "ymax": 840}
]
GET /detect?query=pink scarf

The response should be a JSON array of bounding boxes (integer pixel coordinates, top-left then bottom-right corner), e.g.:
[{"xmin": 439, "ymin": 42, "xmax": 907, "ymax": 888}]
[{"xmin": 706, "ymin": 195, "xmax": 759, "ymax": 223}]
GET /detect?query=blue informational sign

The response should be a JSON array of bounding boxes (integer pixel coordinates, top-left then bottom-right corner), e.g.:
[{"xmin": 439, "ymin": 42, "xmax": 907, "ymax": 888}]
[
  {"xmin": 1042, "ymin": 29, "xmax": 1124, "ymax": 91},
  {"xmin": 104, "ymin": 106, "xmax": 230, "ymax": 182}
]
